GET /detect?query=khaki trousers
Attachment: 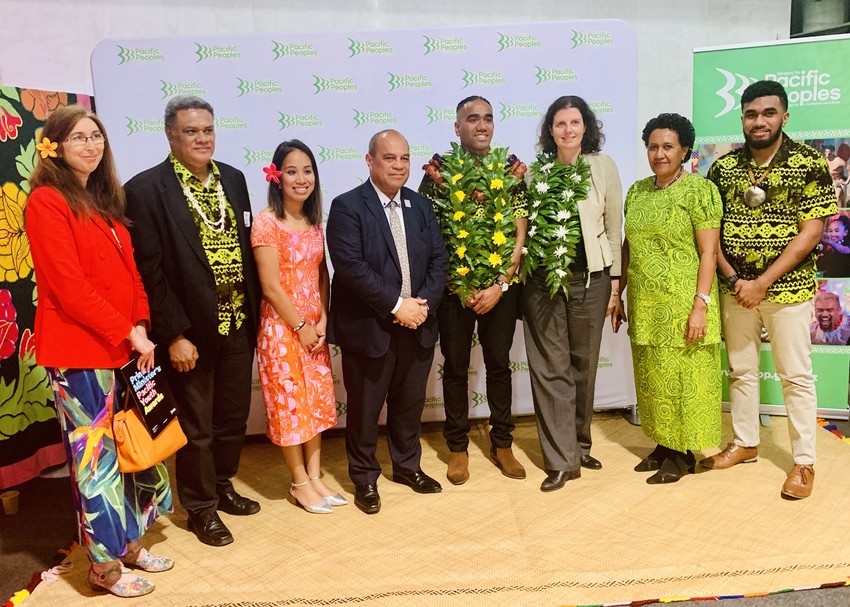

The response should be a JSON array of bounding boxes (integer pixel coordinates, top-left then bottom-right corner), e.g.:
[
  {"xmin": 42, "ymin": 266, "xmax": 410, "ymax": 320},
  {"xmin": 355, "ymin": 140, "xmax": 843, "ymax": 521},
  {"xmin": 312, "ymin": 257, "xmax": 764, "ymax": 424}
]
[{"xmin": 720, "ymin": 294, "xmax": 817, "ymax": 464}]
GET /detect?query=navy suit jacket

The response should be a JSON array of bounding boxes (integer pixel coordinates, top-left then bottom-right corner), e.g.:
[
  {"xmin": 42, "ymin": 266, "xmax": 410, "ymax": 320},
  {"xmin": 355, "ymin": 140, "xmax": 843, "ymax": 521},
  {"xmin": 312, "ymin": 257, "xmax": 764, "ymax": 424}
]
[{"xmin": 326, "ymin": 181, "xmax": 448, "ymax": 357}]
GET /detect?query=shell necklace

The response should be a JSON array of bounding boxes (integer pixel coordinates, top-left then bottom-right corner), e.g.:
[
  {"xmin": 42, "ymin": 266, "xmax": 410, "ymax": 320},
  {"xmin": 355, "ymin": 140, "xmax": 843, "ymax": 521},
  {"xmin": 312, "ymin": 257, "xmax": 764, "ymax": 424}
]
[
  {"xmin": 744, "ymin": 149, "xmax": 779, "ymax": 208},
  {"xmin": 181, "ymin": 180, "xmax": 227, "ymax": 232},
  {"xmin": 654, "ymin": 166, "xmax": 684, "ymax": 190}
]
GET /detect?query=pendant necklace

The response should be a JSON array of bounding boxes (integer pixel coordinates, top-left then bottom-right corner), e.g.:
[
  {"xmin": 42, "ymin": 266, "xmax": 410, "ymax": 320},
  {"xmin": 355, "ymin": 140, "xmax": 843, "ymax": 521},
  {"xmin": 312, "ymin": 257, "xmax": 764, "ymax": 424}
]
[
  {"xmin": 654, "ymin": 166, "xmax": 684, "ymax": 190},
  {"xmin": 744, "ymin": 149, "xmax": 779, "ymax": 208}
]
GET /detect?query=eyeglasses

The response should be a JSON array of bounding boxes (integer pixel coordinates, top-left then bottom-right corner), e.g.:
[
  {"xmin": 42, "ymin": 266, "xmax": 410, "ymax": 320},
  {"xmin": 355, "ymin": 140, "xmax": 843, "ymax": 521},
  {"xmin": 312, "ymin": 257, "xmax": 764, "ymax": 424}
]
[{"xmin": 64, "ymin": 132, "xmax": 106, "ymax": 147}]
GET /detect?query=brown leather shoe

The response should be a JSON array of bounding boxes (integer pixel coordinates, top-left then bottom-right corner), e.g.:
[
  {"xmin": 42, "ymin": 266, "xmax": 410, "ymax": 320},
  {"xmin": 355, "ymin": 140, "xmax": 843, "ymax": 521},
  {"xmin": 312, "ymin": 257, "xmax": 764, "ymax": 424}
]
[
  {"xmin": 490, "ymin": 446, "xmax": 526, "ymax": 479},
  {"xmin": 446, "ymin": 451, "xmax": 469, "ymax": 485},
  {"xmin": 781, "ymin": 464, "xmax": 814, "ymax": 499},
  {"xmin": 699, "ymin": 443, "xmax": 758, "ymax": 469}
]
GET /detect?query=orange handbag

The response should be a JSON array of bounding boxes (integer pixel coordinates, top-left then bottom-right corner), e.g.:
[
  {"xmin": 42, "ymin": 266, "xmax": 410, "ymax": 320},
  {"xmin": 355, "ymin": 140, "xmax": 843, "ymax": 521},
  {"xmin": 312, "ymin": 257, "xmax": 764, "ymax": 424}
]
[{"xmin": 113, "ymin": 402, "xmax": 186, "ymax": 473}]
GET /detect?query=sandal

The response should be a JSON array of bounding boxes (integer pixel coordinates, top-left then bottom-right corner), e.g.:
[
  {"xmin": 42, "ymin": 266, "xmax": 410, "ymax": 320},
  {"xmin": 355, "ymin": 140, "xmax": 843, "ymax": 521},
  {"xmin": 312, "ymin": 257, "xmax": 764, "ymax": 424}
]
[
  {"xmin": 89, "ymin": 562, "xmax": 155, "ymax": 597},
  {"xmin": 121, "ymin": 545, "xmax": 174, "ymax": 572}
]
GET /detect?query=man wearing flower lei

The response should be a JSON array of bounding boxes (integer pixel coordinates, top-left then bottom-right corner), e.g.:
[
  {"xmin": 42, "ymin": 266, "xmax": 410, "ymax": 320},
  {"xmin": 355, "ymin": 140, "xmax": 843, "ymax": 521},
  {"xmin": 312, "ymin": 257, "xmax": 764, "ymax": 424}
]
[
  {"xmin": 125, "ymin": 96, "xmax": 262, "ymax": 546},
  {"xmin": 522, "ymin": 96, "xmax": 622, "ymax": 493},
  {"xmin": 419, "ymin": 95, "xmax": 528, "ymax": 485}
]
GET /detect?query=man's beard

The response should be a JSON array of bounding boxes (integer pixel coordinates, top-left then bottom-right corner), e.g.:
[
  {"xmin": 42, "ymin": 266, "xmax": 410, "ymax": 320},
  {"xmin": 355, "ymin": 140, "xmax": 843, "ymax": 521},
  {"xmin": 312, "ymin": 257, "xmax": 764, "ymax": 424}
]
[{"xmin": 745, "ymin": 128, "xmax": 782, "ymax": 150}]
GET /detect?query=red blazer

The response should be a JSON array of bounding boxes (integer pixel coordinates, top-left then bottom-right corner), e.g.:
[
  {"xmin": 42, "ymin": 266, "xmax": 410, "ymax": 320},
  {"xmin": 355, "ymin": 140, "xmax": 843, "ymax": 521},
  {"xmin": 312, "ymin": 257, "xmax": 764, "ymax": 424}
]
[{"xmin": 26, "ymin": 186, "xmax": 150, "ymax": 369}]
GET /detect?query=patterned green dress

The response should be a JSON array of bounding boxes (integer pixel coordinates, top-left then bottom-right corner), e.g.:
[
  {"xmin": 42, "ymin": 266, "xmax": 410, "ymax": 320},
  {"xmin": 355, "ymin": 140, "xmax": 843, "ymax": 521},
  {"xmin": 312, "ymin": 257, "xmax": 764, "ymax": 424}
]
[{"xmin": 624, "ymin": 173, "xmax": 722, "ymax": 451}]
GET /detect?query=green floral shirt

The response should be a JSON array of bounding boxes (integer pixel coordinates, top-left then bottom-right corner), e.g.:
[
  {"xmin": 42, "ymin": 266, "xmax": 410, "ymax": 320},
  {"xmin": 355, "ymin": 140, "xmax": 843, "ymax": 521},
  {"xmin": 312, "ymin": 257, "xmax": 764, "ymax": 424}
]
[
  {"xmin": 170, "ymin": 154, "xmax": 246, "ymax": 335},
  {"xmin": 707, "ymin": 136, "xmax": 836, "ymax": 304}
]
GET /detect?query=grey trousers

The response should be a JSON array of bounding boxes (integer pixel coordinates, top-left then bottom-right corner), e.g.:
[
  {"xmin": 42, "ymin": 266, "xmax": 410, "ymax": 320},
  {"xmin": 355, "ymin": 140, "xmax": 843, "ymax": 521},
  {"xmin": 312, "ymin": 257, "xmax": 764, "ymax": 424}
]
[{"xmin": 522, "ymin": 270, "xmax": 611, "ymax": 472}]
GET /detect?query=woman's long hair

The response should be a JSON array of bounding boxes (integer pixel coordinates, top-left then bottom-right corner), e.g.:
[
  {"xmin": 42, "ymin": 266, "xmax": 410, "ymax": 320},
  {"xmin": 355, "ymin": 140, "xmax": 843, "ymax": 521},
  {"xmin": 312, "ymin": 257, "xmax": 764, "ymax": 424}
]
[
  {"xmin": 28, "ymin": 105, "xmax": 126, "ymax": 221},
  {"xmin": 266, "ymin": 140, "xmax": 323, "ymax": 225},
  {"xmin": 538, "ymin": 95, "xmax": 604, "ymax": 156}
]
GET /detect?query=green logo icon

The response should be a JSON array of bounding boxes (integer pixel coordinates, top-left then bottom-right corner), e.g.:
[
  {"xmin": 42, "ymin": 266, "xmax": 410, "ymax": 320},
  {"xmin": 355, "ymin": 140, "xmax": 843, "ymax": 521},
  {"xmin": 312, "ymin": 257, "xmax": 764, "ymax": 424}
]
[
  {"xmin": 533, "ymin": 66, "xmax": 579, "ymax": 86},
  {"xmin": 509, "ymin": 361, "xmax": 530, "ymax": 373},
  {"xmin": 387, "ymin": 72, "xmax": 432, "ymax": 92},
  {"xmin": 498, "ymin": 103, "xmax": 540, "ymax": 121},
  {"xmin": 461, "ymin": 69, "xmax": 505, "ymax": 89},
  {"xmin": 348, "ymin": 38, "xmax": 393, "ymax": 58},
  {"xmin": 422, "ymin": 35, "xmax": 468, "ymax": 55},
  {"xmin": 496, "ymin": 32, "xmax": 541, "ymax": 52},
  {"xmin": 335, "ymin": 400, "xmax": 347, "ymax": 417},
  {"xmin": 425, "ymin": 106, "xmax": 455, "ymax": 125},
  {"xmin": 117, "ymin": 45, "xmax": 164, "ymax": 65},
  {"xmin": 569, "ymin": 30, "xmax": 615, "ymax": 49},
  {"xmin": 236, "ymin": 78, "xmax": 282, "ymax": 97},
  {"xmin": 194, "ymin": 43, "xmax": 241, "ymax": 63},
  {"xmin": 271, "ymin": 40, "xmax": 318, "ymax": 60},
  {"xmin": 471, "ymin": 391, "xmax": 488, "ymax": 407},
  {"xmin": 278, "ymin": 112, "xmax": 324, "ymax": 130},
  {"xmin": 352, "ymin": 109, "xmax": 396, "ymax": 128},
  {"xmin": 312, "ymin": 75, "xmax": 358, "ymax": 95},
  {"xmin": 159, "ymin": 80, "xmax": 207, "ymax": 100},
  {"xmin": 125, "ymin": 116, "xmax": 164, "ymax": 135},
  {"xmin": 713, "ymin": 68, "xmax": 757, "ymax": 117},
  {"xmin": 317, "ymin": 145, "xmax": 362, "ymax": 164},
  {"xmin": 243, "ymin": 147, "xmax": 274, "ymax": 166}
]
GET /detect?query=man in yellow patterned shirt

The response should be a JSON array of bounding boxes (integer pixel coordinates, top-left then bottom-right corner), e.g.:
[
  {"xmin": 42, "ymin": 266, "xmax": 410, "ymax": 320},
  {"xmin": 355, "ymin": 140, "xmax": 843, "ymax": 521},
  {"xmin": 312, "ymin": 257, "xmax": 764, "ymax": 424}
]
[{"xmin": 702, "ymin": 81, "xmax": 837, "ymax": 499}]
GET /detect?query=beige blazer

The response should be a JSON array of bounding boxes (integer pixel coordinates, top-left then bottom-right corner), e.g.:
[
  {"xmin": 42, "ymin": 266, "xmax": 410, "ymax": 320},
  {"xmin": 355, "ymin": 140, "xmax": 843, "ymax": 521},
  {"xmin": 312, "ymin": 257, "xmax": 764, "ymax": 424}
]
[{"xmin": 579, "ymin": 153, "xmax": 623, "ymax": 276}]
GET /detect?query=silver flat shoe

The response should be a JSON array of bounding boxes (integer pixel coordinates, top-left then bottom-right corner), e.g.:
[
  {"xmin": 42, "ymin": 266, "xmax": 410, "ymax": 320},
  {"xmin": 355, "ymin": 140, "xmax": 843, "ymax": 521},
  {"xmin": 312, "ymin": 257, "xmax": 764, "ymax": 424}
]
[{"xmin": 323, "ymin": 493, "xmax": 349, "ymax": 507}]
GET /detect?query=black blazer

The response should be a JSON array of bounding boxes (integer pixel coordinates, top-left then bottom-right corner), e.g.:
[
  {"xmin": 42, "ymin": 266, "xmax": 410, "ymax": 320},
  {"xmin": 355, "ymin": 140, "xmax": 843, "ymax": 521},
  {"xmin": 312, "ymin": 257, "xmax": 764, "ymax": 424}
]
[
  {"xmin": 326, "ymin": 181, "xmax": 448, "ymax": 358},
  {"xmin": 124, "ymin": 158, "xmax": 260, "ymax": 367}
]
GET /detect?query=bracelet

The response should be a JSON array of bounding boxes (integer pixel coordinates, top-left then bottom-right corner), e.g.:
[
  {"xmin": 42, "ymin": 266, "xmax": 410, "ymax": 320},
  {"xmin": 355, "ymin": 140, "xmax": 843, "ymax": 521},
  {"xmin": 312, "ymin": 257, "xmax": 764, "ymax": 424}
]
[{"xmin": 293, "ymin": 320, "xmax": 307, "ymax": 332}]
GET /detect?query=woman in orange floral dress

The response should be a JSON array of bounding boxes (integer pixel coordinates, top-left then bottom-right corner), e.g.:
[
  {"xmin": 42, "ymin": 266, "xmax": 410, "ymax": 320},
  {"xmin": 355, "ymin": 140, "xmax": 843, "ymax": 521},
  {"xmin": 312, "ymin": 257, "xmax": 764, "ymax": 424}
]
[{"xmin": 251, "ymin": 140, "xmax": 344, "ymax": 514}]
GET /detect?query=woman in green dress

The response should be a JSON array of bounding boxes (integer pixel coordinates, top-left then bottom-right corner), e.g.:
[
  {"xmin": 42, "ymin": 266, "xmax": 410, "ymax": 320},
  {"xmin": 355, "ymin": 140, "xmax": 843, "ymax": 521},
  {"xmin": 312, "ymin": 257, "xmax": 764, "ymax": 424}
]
[{"xmin": 611, "ymin": 113, "xmax": 722, "ymax": 484}]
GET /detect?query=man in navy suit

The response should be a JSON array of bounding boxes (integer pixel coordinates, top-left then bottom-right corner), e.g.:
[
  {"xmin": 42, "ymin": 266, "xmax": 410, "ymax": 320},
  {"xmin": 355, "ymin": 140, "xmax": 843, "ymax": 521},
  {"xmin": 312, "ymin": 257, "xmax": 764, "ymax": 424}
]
[{"xmin": 327, "ymin": 130, "xmax": 448, "ymax": 514}]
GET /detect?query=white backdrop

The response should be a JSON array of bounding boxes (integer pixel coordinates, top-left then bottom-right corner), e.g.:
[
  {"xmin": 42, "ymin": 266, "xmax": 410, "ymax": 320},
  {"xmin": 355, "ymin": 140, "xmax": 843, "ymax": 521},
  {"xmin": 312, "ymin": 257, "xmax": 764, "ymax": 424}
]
[{"xmin": 90, "ymin": 20, "xmax": 639, "ymax": 431}]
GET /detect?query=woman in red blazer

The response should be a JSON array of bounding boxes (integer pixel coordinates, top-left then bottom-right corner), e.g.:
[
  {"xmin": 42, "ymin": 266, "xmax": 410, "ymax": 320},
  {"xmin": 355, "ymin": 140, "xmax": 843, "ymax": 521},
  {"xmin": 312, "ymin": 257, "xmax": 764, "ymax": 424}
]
[{"xmin": 26, "ymin": 106, "xmax": 174, "ymax": 598}]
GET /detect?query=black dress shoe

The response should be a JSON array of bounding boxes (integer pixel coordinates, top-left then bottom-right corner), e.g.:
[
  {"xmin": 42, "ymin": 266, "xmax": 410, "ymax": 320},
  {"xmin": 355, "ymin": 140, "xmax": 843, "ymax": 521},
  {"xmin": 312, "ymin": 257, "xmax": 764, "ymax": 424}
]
[
  {"xmin": 540, "ymin": 469, "xmax": 581, "ymax": 492},
  {"xmin": 217, "ymin": 490, "xmax": 261, "ymax": 516},
  {"xmin": 646, "ymin": 450, "xmax": 696, "ymax": 485},
  {"xmin": 580, "ymin": 454, "xmax": 602, "ymax": 470},
  {"xmin": 392, "ymin": 469, "xmax": 442, "ymax": 494},
  {"xmin": 187, "ymin": 511, "xmax": 234, "ymax": 546},
  {"xmin": 354, "ymin": 484, "xmax": 381, "ymax": 514},
  {"xmin": 634, "ymin": 444, "xmax": 670, "ymax": 472}
]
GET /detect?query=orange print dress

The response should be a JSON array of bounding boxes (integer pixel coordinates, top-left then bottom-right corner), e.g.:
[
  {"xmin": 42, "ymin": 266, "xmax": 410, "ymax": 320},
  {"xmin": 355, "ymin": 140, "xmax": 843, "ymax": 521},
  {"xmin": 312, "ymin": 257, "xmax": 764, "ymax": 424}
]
[{"xmin": 251, "ymin": 212, "xmax": 336, "ymax": 447}]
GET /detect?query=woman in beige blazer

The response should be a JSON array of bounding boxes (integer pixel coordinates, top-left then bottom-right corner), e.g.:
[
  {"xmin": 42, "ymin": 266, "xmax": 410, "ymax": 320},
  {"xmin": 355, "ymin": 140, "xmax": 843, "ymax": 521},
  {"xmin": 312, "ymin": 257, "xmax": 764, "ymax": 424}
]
[{"xmin": 523, "ymin": 95, "xmax": 623, "ymax": 492}]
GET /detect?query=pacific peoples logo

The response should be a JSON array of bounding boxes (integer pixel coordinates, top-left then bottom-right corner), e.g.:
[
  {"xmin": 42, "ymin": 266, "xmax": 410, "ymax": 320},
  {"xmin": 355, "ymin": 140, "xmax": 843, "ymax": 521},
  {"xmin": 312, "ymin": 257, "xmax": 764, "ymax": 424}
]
[
  {"xmin": 534, "ymin": 66, "xmax": 578, "ymax": 85},
  {"xmin": 278, "ymin": 112, "xmax": 324, "ymax": 129},
  {"xmin": 387, "ymin": 73, "xmax": 432, "ymax": 92},
  {"xmin": 117, "ymin": 45, "xmax": 164, "ymax": 65},
  {"xmin": 243, "ymin": 148, "xmax": 274, "ymax": 166},
  {"xmin": 271, "ymin": 40, "xmax": 318, "ymax": 60},
  {"xmin": 312, "ymin": 75, "xmax": 358, "ymax": 94},
  {"xmin": 497, "ymin": 32, "xmax": 542, "ymax": 51},
  {"xmin": 159, "ymin": 80, "xmax": 206, "ymax": 100},
  {"xmin": 348, "ymin": 38, "xmax": 392, "ymax": 58},
  {"xmin": 236, "ymin": 78, "xmax": 282, "ymax": 97},
  {"xmin": 461, "ymin": 69, "xmax": 506, "ymax": 89},
  {"xmin": 317, "ymin": 146, "xmax": 361, "ymax": 163},
  {"xmin": 352, "ymin": 109, "xmax": 396, "ymax": 128},
  {"xmin": 195, "ymin": 43, "xmax": 240, "ymax": 62},
  {"xmin": 499, "ymin": 103, "xmax": 540, "ymax": 120},
  {"xmin": 569, "ymin": 30, "xmax": 615, "ymax": 49},
  {"xmin": 422, "ymin": 35, "xmax": 468, "ymax": 55},
  {"xmin": 425, "ymin": 107, "xmax": 455, "ymax": 125},
  {"xmin": 126, "ymin": 116, "xmax": 247, "ymax": 135}
]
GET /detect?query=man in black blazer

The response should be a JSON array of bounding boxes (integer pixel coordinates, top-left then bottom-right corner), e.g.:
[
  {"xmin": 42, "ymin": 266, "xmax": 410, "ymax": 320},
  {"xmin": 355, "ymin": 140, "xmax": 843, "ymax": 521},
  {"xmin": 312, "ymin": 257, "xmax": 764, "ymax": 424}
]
[
  {"xmin": 124, "ymin": 96, "xmax": 261, "ymax": 546},
  {"xmin": 327, "ymin": 130, "xmax": 448, "ymax": 514}
]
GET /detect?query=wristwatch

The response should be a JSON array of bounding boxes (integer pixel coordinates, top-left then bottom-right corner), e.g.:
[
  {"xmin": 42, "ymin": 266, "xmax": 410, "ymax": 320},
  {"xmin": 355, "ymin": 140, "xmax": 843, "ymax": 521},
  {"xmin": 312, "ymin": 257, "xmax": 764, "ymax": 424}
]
[
  {"xmin": 494, "ymin": 279, "xmax": 509, "ymax": 293},
  {"xmin": 695, "ymin": 292, "xmax": 711, "ymax": 305},
  {"xmin": 726, "ymin": 274, "xmax": 740, "ymax": 290}
]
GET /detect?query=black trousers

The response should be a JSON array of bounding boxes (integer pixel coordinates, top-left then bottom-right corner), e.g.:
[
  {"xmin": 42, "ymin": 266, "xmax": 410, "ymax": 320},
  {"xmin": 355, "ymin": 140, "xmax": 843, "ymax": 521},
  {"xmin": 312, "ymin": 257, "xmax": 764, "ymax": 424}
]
[
  {"xmin": 437, "ymin": 286, "xmax": 520, "ymax": 453},
  {"xmin": 169, "ymin": 325, "xmax": 254, "ymax": 516},
  {"xmin": 341, "ymin": 326, "xmax": 435, "ymax": 486}
]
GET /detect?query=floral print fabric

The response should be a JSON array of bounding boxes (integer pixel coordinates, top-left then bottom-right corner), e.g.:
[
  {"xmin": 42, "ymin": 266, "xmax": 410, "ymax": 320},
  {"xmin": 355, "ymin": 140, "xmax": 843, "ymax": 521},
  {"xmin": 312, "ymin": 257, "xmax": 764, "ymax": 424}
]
[
  {"xmin": 49, "ymin": 367, "xmax": 172, "ymax": 563},
  {"xmin": 251, "ymin": 212, "xmax": 336, "ymax": 447}
]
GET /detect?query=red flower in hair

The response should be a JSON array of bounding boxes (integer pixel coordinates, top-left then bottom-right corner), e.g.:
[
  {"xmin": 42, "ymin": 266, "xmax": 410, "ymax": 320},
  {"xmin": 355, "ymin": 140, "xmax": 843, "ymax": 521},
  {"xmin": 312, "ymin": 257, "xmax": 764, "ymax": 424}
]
[{"xmin": 263, "ymin": 163, "xmax": 282, "ymax": 184}]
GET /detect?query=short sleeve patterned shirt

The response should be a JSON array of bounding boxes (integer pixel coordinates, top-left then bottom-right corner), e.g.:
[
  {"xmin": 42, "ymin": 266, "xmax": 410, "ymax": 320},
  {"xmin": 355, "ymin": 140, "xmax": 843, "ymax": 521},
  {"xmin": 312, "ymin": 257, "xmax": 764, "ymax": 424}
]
[{"xmin": 707, "ymin": 136, "xmax": 837, "ymax": 304}]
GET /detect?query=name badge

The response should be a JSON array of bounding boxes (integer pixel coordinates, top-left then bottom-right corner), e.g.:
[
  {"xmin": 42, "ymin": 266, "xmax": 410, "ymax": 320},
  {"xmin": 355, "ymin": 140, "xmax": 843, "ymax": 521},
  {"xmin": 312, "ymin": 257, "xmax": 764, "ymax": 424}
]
[
  {"xmin": 403, "ymin": 199, "xmax": 411, "ymax": 208},
  {"xmin": 243, "ymin": 211, "xmax": 251, "ymax": 227}
]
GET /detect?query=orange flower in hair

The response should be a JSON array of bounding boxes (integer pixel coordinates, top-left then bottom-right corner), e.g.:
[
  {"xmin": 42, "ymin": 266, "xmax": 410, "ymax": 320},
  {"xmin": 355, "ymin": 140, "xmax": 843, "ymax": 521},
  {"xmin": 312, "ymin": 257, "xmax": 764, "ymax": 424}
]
[{"xmin": 36, "ymin": 137, "xmax": 58, "ymax": 159}]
